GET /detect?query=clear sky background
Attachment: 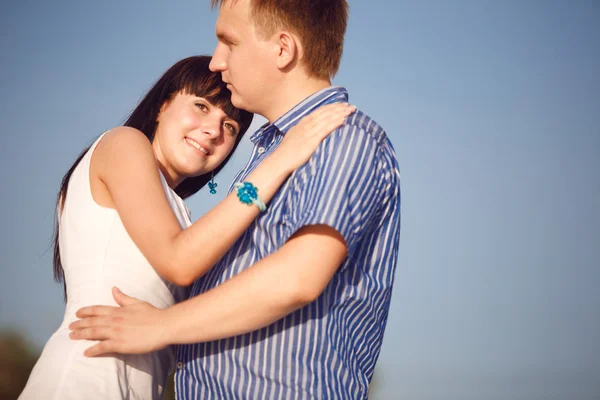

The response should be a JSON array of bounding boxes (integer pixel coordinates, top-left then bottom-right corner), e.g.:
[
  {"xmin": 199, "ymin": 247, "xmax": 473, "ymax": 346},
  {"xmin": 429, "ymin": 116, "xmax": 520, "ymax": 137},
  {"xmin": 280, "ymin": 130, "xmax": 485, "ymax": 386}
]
[{"xmin": 1, "ymin": 1, "xmax": 599, "ymax": 399}]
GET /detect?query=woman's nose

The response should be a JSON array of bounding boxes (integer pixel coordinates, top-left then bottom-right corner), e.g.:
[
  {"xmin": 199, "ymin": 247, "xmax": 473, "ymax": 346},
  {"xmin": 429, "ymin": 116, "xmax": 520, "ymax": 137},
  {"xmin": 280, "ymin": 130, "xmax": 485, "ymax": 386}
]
[{"xmin": 202, "ymin": 118, "xmax": 222, "ymax": 140}]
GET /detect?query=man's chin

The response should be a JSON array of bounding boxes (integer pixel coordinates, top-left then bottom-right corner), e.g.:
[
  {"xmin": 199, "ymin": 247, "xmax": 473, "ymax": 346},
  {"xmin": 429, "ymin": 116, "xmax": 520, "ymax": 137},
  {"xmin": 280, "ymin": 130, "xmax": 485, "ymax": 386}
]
[
  {"xmin": 229, "ymin": 92, "xmax": 245, "ymax": 110},
  {"xmin": 227, "ymin": 88, "xmax": 254, "ymax": 112}
]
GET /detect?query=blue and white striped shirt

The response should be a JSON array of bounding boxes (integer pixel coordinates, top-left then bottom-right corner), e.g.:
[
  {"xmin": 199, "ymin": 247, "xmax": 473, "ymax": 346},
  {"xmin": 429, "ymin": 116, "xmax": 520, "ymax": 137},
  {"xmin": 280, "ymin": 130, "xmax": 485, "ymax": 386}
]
[{"xmin": 175, "ymin": 86, "xmax": 401, "ymax": 399}]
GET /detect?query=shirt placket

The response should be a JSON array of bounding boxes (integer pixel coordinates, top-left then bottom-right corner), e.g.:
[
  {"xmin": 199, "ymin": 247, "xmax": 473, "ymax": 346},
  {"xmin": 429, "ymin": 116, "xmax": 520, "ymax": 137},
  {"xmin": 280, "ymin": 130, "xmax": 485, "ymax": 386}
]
[{"xmin": 231, "ymin": 128, "xmax": 279, "ymax": 189}]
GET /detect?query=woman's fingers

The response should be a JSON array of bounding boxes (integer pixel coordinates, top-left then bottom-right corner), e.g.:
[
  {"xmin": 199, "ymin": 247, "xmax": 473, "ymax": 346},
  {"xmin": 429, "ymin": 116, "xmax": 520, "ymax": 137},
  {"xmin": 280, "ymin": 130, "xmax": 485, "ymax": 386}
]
[
  {"xmin": 308, "ymin": 105, "xmax": 355, "ymax": 139},
  {"xmin": 290, "ymin": 103, "xmax": 355, "ymax": 141},
  {"xmin": 312, "ymin": 102, "xmax": 351, "ymax": 117},
  {"xmin": 303, "ymin": 103, "xmax": 353, "ymax": 129},
  {"xmin": 315, "ymin": 107, "xmax": 354, "ymax": 130},
  {"xmin": 277, "ymin": 102, "xmax": 356, "ymax": 169}
]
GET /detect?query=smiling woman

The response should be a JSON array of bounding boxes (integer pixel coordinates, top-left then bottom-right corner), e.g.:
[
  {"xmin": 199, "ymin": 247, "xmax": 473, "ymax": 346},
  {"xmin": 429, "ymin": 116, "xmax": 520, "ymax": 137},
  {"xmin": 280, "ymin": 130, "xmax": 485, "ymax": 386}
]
[
  {"xmin": 151, "ymin": 92, "xmax": 242, "ymax": 188},
  {"xmin": 52, "ymin": 56, "xmax": 253, "ymax": 298},
  {"xmin": 18, "ymin": 54, "xmax": 354, "ymax": 399}
]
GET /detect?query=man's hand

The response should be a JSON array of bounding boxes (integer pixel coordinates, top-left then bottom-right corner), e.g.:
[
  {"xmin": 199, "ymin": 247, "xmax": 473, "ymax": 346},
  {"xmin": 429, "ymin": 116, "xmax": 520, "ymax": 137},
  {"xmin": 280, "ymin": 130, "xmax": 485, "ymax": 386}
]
[
  {"xmin": 69, "ymin": 225, "xmax": 347, "ymax": 352},
  {"xmin": 69, "ymin": 287, "xmax": 169, "ymax": 357}
]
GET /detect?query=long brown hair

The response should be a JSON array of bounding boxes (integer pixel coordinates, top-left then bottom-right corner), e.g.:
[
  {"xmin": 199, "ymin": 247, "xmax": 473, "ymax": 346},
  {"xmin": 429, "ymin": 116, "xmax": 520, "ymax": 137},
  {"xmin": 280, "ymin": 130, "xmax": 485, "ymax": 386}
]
[{"xmin": 53, "ymin": 56, "xmax": 253, "ymax": 300}]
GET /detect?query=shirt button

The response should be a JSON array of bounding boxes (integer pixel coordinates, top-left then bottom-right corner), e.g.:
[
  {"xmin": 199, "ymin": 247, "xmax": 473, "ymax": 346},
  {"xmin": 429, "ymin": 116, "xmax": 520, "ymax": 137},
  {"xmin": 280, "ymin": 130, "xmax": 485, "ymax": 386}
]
[
  {"xmin": 257, "ymin": 147, "xmax": 266, "ymax": 154},
  {"xmin": 177, "ymin": 361, "xmax": 183, "ymax": 369}
]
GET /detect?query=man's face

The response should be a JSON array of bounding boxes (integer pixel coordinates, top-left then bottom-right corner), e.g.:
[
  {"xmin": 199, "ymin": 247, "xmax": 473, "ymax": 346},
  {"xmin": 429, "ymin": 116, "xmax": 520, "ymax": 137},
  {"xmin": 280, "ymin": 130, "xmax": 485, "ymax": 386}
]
[{"xmin": 209, "ymin": 0, "xmax": 276, "ymax": 115}]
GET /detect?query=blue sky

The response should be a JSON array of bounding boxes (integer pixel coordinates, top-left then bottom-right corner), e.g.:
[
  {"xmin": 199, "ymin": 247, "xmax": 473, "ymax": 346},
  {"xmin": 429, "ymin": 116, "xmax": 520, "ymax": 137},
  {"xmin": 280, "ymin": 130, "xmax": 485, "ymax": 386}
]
[{"xmin": 1, "ymin": 1, "xmax": 599, "ymax": 399}]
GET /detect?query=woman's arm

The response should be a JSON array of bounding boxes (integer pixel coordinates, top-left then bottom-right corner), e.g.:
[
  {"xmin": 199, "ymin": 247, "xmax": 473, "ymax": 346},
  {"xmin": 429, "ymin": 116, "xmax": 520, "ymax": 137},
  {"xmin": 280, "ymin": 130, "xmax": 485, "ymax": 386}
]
[{"xmin": 93, "ymin": 103, "xmax": 354, "ymax": 286}]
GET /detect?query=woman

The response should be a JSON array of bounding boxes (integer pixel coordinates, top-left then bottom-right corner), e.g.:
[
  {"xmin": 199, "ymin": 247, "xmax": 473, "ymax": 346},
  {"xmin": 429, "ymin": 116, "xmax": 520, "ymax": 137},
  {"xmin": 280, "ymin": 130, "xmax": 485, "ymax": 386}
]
[{"xmin": 19, "ymin": 55, "xmax": 354, "ymax": 399}]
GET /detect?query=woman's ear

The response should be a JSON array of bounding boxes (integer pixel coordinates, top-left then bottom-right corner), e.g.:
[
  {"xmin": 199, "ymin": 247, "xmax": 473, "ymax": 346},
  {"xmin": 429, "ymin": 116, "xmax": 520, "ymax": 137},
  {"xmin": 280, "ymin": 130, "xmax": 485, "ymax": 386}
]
[{"xmin": 156, "ymin": 99, "xmax": 170, "ymax": 123}]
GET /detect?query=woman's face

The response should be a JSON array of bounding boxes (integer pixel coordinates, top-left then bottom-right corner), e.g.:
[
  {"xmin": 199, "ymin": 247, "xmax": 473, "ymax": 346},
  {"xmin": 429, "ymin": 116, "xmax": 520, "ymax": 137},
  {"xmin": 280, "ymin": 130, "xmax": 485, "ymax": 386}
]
[{"xmin": 152, "ymin": 91, "xmax": 240, "ymax": 186}]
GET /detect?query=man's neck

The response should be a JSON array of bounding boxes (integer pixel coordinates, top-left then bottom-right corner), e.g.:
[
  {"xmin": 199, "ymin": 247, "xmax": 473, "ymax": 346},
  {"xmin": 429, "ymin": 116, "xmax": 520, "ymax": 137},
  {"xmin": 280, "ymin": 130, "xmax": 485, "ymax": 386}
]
[{"xmin": 263, "ymin": 76, "xmax": 332, "ymax": 123}]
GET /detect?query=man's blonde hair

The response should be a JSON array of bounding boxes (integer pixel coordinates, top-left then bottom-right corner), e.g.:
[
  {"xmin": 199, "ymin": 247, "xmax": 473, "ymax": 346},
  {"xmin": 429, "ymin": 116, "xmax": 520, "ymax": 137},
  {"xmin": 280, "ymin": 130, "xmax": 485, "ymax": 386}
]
[{"xmin": 211, "ymin": 0, "xmax": 348, "ymax": 79}]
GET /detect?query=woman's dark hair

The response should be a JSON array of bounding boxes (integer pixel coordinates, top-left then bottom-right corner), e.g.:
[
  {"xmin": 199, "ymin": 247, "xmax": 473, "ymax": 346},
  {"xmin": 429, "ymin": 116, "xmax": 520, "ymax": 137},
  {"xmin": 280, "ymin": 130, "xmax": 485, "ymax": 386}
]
[{"xmin": 52, "ymin": 56, "xmax": 253, "ymax": 300}]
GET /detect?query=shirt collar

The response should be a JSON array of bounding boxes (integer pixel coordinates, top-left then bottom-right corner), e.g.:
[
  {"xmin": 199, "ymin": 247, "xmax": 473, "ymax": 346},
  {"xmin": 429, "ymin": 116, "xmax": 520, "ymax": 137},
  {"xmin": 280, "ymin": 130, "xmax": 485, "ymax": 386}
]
[{"xmin": 250, "ymin": 86, "xmax": 349, "ymax": 143}]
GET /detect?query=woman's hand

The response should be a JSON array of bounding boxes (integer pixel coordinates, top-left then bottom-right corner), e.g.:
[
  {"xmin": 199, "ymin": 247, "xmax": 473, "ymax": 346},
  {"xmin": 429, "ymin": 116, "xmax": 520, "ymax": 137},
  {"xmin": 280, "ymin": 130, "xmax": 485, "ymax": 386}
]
[{"xmin": 273, "ymin": 102, "xmax": 355, "ymax": 173}]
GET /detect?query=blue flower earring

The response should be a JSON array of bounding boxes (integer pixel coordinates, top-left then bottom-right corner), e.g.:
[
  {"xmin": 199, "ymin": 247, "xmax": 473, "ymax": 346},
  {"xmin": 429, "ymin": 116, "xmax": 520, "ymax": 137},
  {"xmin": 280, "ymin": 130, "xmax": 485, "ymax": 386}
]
[{"xmin": 208, "ymin": 172, "xmax": 218, "ymax": 194}]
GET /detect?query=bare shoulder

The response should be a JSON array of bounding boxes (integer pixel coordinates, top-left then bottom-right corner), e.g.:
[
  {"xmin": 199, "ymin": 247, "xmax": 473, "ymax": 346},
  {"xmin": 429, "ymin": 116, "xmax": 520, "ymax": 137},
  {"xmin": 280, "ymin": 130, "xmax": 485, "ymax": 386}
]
[
  {"xmin": 96, "ymin": 126, "xmax": 153, "ymax": 154},
  {"xmin": 92, "ymin": 126, "xmax": 156, "ymax": 179}
]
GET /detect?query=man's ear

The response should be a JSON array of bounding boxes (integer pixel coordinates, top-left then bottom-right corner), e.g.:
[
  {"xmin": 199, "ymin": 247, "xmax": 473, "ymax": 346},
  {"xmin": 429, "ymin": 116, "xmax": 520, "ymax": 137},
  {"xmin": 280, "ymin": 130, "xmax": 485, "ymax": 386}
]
[{"xmin": 275, "ymin": 30, "xmax": 301, "ymax": 70}]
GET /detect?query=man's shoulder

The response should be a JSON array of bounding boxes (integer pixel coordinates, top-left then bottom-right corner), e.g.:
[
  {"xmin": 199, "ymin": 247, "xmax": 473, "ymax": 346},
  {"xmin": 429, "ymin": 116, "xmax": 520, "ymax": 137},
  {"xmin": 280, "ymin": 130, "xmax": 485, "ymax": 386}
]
[
  {"xmin": 338, "ymin": 109, "xmax": 387, "ymax": 147},
  {"xmin": 346, "ymin": 108, "xmax": 383, "ymax": 131},
  {"xmin": 334, "ymin": 108, "xmax": 398, "ymax": 166}
]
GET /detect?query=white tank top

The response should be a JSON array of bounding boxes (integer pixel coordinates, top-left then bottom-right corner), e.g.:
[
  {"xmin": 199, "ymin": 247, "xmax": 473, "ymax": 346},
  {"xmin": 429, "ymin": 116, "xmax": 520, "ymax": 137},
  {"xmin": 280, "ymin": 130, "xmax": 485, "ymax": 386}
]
[{"xmin": 20, "ymin": 132, "xmax": 192, "ymax": 399}]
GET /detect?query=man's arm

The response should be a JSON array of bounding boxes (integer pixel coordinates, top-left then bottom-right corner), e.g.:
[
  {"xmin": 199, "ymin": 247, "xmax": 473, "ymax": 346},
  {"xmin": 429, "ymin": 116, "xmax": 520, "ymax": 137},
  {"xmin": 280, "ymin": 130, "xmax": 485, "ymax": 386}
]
[{"xmin": 69, "ymin": 224, "xmax": 347, "ymax": 356}]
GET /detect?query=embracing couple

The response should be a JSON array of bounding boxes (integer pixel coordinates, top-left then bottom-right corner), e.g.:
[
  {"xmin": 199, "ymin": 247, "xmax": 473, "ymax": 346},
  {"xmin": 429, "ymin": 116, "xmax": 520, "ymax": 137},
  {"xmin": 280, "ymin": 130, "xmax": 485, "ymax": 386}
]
[{"xmin": 20, "ymin": 0, "xmax": 400, "ymax": 399}]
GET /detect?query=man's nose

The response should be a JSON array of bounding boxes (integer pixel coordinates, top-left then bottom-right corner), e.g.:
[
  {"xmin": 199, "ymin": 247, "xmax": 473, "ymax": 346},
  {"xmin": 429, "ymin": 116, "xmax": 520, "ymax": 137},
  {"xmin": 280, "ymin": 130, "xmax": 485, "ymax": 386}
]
[{"xmin": 209, "ymin": 45, "xmax": 227, "ymax": 72}]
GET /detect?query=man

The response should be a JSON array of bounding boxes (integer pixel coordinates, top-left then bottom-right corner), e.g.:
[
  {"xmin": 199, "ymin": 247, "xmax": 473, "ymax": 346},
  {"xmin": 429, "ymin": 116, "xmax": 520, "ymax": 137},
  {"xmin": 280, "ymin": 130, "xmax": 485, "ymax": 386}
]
[{"xmin": 70, "ymin": 0, "xmax": 401, "ymax": 398}]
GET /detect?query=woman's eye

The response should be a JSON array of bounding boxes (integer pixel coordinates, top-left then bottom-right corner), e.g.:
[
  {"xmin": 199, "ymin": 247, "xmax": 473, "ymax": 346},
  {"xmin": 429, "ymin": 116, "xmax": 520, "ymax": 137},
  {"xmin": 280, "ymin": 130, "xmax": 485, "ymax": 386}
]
[
  {"xmin": 224, "ymin": 122, "xmax": 237, "ymax": 135},
  {"xmin": 195, "ymin": 103, "xmax": 209, "ymax": 112}
]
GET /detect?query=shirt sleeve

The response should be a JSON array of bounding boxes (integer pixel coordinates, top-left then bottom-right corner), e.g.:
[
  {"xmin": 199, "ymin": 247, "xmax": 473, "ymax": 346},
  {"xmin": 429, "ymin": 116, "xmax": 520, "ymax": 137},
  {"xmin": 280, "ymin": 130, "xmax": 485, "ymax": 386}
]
[{"xmin": 282, "ymin": 125, "xmax": 388, "ymax": 257}]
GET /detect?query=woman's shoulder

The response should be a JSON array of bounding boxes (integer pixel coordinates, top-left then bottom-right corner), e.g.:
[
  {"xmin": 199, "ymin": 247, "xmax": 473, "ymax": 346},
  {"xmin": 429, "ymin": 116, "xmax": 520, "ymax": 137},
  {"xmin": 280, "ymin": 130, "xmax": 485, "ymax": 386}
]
[
  {"xmin": 95, "ymin": 126, "xmax": 154, "ymax": 159},
  {"xmin": 99, "ymin": 126, "xmax": 152, "ymax": 148},
  {"xmin": 92, "ymin": 126, "xmax": 156, "ymax": 177}
]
